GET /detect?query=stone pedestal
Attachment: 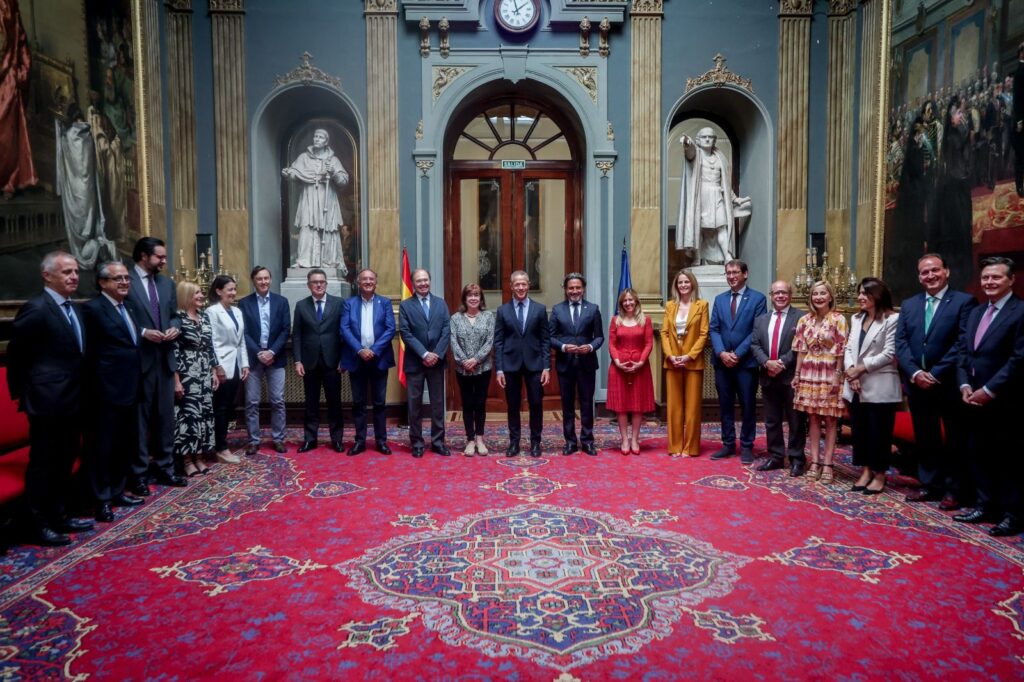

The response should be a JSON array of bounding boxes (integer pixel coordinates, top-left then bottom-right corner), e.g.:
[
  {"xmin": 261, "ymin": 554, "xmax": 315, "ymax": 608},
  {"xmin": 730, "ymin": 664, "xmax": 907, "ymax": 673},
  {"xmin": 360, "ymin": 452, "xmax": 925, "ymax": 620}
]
[
  {"xmin": 280, "ymin": 267, "xmax": 352, "ymax": 313},
  {"xmin": 690, "ymin": 264, "xmax": 729, "ymax": 304}
]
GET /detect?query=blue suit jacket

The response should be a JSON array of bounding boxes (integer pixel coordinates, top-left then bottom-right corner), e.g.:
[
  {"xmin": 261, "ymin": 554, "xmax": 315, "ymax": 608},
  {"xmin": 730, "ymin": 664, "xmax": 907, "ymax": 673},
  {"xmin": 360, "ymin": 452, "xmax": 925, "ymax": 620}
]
[
  {"xmin": 895, "ymin": 289, "xmax": 977, "ymax": 387},
  {"xmin": 957, "ymin": 295, "xmax": 1024, "ymax": 400},
  {"xmin": 340, "ymin": 293, "xmax": 396, "ymax": 371},
  {"xmin": 398, "ymin": 294, "xmax": 450, "ymax": 374},
  {"xmin": 548, "ymin": 299, "xmax": 604, "ymax": 373},
  {"xmin": 238, "ymin": 292, "xmax": 291, "ymax": 369},
  {"xmin": 494, "ymin": 298, "xmax": 551, "ymax": 373},
  {"xmin": 709, "ymin": 287, "xmax": 767, "ymax": 369}
]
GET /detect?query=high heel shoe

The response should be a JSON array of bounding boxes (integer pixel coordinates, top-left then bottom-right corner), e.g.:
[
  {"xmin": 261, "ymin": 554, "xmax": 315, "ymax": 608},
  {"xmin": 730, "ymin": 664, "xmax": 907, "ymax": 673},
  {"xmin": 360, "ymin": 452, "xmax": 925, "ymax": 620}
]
[
  {"xmin": 863, "ymin": 476, "xmax": 887, "ymax": 495},
  {"xmin": 851, "ymin": 483, "xmax": 868, "ymax": 492},
  {"xmin": 630, "ymin": 442, "xmax": 641, "ymax": 455},
  {"xmin": 819, "ymin": 464, "xmax": 834, "ymax": 485},
  {"xmin": 806, "ymin": 461, "xmax": 822, "ymax": 481}
]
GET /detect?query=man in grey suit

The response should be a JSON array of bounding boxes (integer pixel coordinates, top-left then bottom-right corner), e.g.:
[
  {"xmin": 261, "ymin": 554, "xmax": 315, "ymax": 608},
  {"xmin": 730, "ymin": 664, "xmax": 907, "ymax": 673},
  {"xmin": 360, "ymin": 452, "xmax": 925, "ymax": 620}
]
[
  {"xmin": 292, "ymin": 268, "xmax": 346, "ymax": 453},
  {"xmin": 125, "ymin": 237, "xmax": 185, "ymax": 491},
  {"xmin": 750, "ymin": 280, "xmax": 807, "ymax": 476},
  {"xmin": 399, "ymin": 268, "xmax": 451, "ymax": 458}
]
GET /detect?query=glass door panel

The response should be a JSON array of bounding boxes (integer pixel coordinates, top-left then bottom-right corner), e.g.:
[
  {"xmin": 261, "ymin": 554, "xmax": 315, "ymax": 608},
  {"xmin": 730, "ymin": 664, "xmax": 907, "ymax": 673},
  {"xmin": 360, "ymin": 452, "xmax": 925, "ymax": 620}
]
[
  {"xmin": 521, "ymin": 178, "xmax": 565, "ymax": 309},
  {"xmin": 459, "ymin": 178, "xmax": 504, "ymax": 297}
]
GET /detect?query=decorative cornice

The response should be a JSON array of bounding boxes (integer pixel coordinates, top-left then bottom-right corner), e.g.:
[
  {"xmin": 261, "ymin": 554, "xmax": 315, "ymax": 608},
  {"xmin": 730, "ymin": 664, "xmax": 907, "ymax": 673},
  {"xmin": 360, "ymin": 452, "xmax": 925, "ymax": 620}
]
[
  {"xmin": 779, "ymin": 0, "xmax": 813, "ymax": 17},
  {"xmin": 595, "ymin": 159, "xmax": 614, "ymax": 176},
  {"xmin": 432, "ymin": 65, "xmax": 470, "ymax": 102},
  {"xmin": 273, "ymin": 52, "xmax": 342, "ymax": 91},
  {"xmin": 416, "ymin": 159, "xmax": 435, "ymax": 177},
  {"xmin": 630, "ymin": 0, "xmax": 663, "ymax": 16},
  {"xmin": 208, "ymin": 0, "xmax": 244, "ymax": 12},
  {"xmin": 165, "ymin": 0, "xmax": 192, "ymax": 12},
  {"xmin": 827, "ymin": 0, "xmax": 857, "ymax": 16},
  {"xmin": 365, "ymin": 0, "xmax": 397, "ymax": 13},
  {"xmin": 685, "ymin": 54, "xmax": 753, "ymax": 94},
  {"xmin": 557, "ymin": 66, "xmax": 598, "ymax": 104}
]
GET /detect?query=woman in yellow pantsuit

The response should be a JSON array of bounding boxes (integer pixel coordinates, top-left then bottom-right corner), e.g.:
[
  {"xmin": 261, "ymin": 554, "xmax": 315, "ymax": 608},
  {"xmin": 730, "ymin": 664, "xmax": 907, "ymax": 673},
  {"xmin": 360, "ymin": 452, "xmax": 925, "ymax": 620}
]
[{"xmin": 660, "ymin": 269, "xmax": 709, "ymax": 457}]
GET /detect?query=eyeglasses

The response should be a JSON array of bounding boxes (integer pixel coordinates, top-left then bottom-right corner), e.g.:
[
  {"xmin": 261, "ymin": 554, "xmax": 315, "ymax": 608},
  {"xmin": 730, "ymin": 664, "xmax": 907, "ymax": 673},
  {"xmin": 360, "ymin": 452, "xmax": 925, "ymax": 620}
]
[
  {"xmin": 103, "ymin": 276, "xmax": 131, "ymax": 282},
  {"xmin": 770, "ymin": 291, "xmax": 790, "ymax": 296},
  {"xmin": 309, "ymin": 280, "xmax": 327, "ymax": 286}
]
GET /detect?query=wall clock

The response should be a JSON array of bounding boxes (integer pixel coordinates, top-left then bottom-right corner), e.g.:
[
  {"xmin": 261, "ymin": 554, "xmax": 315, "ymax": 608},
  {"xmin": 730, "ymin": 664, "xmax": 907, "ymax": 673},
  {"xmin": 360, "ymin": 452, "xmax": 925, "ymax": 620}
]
[{"xmin": 494, "ymin": 0, "xmax": 540, "ymax": 34}]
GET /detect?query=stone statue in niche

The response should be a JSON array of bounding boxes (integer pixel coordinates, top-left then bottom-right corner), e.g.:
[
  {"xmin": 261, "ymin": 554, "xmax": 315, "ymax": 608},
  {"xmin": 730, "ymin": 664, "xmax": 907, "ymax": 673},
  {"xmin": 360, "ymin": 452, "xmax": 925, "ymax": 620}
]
[
  {"xmin": 675, "ymin": 127, "xmax": 751, "ymax": 264},
  {"xmin": 281, "ymin": 128, "xmax": 349, "ymax": 274}
]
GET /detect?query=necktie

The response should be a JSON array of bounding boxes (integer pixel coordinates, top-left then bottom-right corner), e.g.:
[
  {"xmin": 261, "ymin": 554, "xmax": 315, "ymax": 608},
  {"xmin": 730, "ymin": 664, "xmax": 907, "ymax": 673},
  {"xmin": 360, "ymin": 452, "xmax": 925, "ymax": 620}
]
[
  {"xmin": 227, "ymin": 307, "xmax": 239, "ymax": 330},
  {"xmin": 316, "ymin": 299, "xmax": 324, "ymax": 322},
  {"xmin": 118, "ymin": 303, "xmax": 137, "ymax": 345},
  {"xmin": 62, "ymin": 301, "xmax": 83, "ymax": 352},
  {"xmin": 769, "ymin": 311, "xmax": 782, "ymax": 361},
  {"xmin": 421, "ymin": 296, "xmax": 430, "ymax": 320},
  {"xmin": 973, "ymin": 303, "xmax": 996, "ymax": 350},
  {"xmin": 517, "ymin": 301, "xmax": 525, "ymax": 332},
  {"xmin": 924, "ymin": 296, "xmax": 936, "ymax": 333},
  {"xmin": 572, "ymin": 302, "xmax": 579, "ymax": 328},
  {"xmin": 731, "ymin": 292, "xmax": 739, "ymax": 320},
  {"xmin": 147, "ymin": 275, "xmax": 162, "ymax": 330}
]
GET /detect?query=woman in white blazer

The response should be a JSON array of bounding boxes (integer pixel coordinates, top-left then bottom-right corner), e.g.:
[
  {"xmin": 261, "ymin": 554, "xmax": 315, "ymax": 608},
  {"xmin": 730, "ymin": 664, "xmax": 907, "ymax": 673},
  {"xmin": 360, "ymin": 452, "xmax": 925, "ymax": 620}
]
[
  {"xmin": 208, "ymin": 275, "xmax": 249, "ymax": 464},
  {"xmin": 844, "ymin": 277, "xmax": 901, "ymax": 495}
]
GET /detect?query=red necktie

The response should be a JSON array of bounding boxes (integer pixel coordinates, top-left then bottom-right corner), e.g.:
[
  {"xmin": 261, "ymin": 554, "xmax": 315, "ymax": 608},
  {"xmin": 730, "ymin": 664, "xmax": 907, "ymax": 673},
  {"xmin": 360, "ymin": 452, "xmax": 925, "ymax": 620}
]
[{"xmin": 770, "ymin": 311, "xmax": 782, "ymax": 360}]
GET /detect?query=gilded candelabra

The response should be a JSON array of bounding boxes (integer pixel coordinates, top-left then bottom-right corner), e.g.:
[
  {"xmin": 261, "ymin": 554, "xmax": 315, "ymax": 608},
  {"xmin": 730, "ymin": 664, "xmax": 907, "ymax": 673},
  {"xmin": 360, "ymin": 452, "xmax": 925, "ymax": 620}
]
[
  {"xmin": 175, "ymin": 246, "xmax": 232, "ymax": 295},
  {"xmin": 793, "ymin": 246, "xmax": 859, "ymax": 306}
]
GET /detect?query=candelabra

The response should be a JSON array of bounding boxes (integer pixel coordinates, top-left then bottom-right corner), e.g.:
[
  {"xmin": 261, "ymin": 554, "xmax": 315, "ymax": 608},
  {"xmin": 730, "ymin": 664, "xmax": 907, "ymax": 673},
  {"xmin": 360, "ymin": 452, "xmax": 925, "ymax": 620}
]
[
  {"xmin": 175, "ymin": 246, "xmax": 232, "ymax": 297},
  {"xmin": 793, "ymin": 245, "xmax": 859, "ymax": 306}
]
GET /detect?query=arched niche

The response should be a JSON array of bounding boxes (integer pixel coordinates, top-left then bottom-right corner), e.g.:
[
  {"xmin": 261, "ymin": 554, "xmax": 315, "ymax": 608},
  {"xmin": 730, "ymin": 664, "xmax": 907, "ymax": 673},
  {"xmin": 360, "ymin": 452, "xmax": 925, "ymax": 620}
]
[
  {"xmin": 664, "ymin": 85, "xmax": 774, "ymax": 295},
  {"xmin": 250, "ymin": 83, "xmax": 366, "ymax": 291}
]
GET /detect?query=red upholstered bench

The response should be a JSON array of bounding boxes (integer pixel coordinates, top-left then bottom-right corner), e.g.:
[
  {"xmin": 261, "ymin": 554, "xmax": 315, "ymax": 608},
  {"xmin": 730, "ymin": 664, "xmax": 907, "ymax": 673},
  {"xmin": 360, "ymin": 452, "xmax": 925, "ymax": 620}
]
[
  {"xmin": 0, "ymin": 366, "xmax": 31, "ymax": 507},
  {"xmin": 892, "ymin": 411, "xmax": 915, "ymax": 447}
]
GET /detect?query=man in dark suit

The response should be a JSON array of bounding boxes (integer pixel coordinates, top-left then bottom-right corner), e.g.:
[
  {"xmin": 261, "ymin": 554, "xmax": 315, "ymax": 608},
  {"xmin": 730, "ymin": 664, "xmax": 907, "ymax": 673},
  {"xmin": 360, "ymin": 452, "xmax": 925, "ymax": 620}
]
[
  {"xmin": 238, "ymin": 266, "xmax": 291, "ymax": 455},
  {"xmin": 6, "ymin": 251, "xmax": 94, "ymax": 545},
  {"xmin": 1012, "ymin": 42, "xmax": 1024, "ymax": 197},
  {"xmin": 954, "ymin": 256, "xmax": 1024, "ymax": 536},
  {"xmin": 709, "ymin": 259, "xmax": 767, "ymax": 464},
  {"xmin": 399, "ymin": 268, "xmax": 451, "ymax": 457},
  {"xmin": 340, "ymin": 268, "xmax": 395, "ymax": 456},
  {"xmin": 750, "ymin": 280, "xmax": 806, "ymax": 476},
  {"xmin": 494, "ymin": 270, "xmax": 551, "ymax": 458},
  {"xmin": 548, "ymin": 273, "xmax": 604, "ymax": 456},
  {"xmin": 895, "ymin": 254, "xmax": 977, "ymax": 509},
  {"xmin": 124, "ymin": 237, "xmax": 185, "ymax": 491},
  {"xmin": 81, "ymin": 261, "xmax": 146, "ymax": 522},
  {"xmin": 292, "ymin": 268, "xmax": 345, "ymax": 453}
]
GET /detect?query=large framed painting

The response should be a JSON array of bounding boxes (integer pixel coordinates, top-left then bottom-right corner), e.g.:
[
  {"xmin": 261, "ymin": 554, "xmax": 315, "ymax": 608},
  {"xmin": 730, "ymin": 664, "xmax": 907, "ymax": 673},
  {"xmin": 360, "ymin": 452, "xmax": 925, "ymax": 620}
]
[{"xmin": 0, "ymin": 0, "xmax": 149, "ymax": 301}]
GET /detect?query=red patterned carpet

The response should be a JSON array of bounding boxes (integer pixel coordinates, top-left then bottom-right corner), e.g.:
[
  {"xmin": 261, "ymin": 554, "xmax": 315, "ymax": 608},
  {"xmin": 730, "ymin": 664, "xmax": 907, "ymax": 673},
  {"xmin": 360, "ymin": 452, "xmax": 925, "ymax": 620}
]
[{"xmin": 2, "ymin": 422, "xmax": 1023, "ymax": 680}]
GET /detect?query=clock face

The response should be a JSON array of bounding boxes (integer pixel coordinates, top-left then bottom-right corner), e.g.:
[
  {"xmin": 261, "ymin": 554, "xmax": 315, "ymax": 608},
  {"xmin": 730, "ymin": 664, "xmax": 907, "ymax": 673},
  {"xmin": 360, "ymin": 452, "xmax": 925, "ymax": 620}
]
[{"xmin": 495, "ymin": 0, "xmax": 539, "ymax": 33}]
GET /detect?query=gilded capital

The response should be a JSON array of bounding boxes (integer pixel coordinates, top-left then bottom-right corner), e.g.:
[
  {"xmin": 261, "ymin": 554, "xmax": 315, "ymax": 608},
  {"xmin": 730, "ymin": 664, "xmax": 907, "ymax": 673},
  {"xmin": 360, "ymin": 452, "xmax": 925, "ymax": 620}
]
[
  {"xmin": 630, "ymin": 0, "xmax": 663, "ymax": 16},
  {"xmin": 165, "ymin": 0, "xmax": 192, "ymax": 12},
  {"xmin": 827, "ymin": 0, "xmax": 857, "ymax": 16},
  {"xmin": 365, "ymin": 0, "xmax": 397, "ymax": 13},
  {"xmin": 778, "ymin": 0, "xmax": 813, "ymax": 16},
  {"xmin": 208, "ymin": 0, "xmax": 244, "ymax": 12}
]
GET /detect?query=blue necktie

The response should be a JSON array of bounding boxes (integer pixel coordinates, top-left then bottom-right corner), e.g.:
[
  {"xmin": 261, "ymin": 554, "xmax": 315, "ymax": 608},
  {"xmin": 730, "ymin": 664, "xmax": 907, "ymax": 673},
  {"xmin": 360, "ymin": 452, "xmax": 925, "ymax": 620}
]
[
  {"xmin": 517, "ymin": 301, "xmax": 525, "ymax": 332},
  {"xmin": 316, "ymin": 299, "xmax": 323, "ymax": 322},
  {"xmin": 62, "ymin": 301, "xmax": 83, "ymax": 352},
  {"xmin": 421, "ymin": 296, "xmax": 430, "ymax": 320},
  {"xmin": 118, "ymin": 303, "xmax": 137, "ymax": 345}
]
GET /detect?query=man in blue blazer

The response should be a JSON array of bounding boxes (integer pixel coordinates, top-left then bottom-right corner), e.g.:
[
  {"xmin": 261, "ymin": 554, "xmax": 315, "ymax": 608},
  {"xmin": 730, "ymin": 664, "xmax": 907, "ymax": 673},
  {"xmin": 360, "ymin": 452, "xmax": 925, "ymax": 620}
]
[
  {"xmin": 238, "ymin": 266, "xmax": 291, "ymax": 455},
  {"xmin": 895, "ymin": 254, "xmax": 977, "ymax": 509},
  {"xmin": 494, "ymin": 270, "xmax": 551, "ymax": 458},
  {"xmin": 399, "ymin": 268, "xmax": 451, "ymax": 457},
  {"xmin": 341, "ymin": 268, "xmax": 396, "ymax": 456},
  {"xmin": 709, "ymin": 259, "xmax": 767, "ymax": 464},
  {"xmin": 954, "ymin": 256, "xmax": 1024, "ymax": 536},
  {"xmin": 549, "ymin": 273, "xmax": 604, "ymax": 456}
]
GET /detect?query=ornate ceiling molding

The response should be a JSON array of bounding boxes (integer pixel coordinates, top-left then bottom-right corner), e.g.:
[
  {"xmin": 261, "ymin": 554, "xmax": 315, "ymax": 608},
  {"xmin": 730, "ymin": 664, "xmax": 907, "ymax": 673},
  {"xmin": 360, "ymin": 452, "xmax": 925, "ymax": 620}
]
[
  {"xmin": 557, "ymin": 66, "xmax": 598, "ymax": 104},
  {"xmin": 366, "ymin": 0, "xmax": 398, "ymax": 13},
  {"xmin": 778, "ymin": 0, "xmax": 813, "ymax": 17},
  {"xmin": 432, "ymin": 65, "xmax": 470, "ymax": 103},
  {"xmin": 827, "ymin": 0, "xmax": 857, "ymax": 16},
  {"xmin": 208, "ymin": 0, "xmax": 244, "ymax": 12},
  {"xmin": 273, "ymin": 52, "xmax": 342, "ymax": 91},
  {"xmin": 685, "ymin": 54, "xmax": 753, "ymax": 94}
]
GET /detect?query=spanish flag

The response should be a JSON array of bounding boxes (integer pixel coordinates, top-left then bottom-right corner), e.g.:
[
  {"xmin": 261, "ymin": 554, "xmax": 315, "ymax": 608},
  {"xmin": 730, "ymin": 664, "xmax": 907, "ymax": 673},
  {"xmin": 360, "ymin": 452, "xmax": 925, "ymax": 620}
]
[{"xmin": 398, "ymin": 246, "xmax": 413, "ymax": 387}]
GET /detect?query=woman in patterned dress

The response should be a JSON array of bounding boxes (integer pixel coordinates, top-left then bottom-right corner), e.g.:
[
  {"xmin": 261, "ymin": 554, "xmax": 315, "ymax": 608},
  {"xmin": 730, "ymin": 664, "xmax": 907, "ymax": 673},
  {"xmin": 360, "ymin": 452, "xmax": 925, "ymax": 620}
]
[
  {"xmin": 792, "ymin": 281, "xmax": 847, "ymax": 484},
  {"xmin": 607, "ymin": 288, "xmax": 656, "ymax": 455},
  {"xmin": 450, "ymin": 283, "xmax": 495, "ymax": 456},
  {"xmin": 173, "ymin": 281, "xmax": 220, "ymax": 476}
]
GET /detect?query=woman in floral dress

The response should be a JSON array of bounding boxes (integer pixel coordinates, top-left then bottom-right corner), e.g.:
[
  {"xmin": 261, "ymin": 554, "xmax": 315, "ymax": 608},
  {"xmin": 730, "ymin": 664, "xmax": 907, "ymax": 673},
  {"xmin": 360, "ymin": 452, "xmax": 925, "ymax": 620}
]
[
  {"xmin": 792, "ymin": 281, "xmax": 847, "ymax": 484},
  {"xmin": 173, "ymin": 281, "xmax": 220, "ymax": 476}
]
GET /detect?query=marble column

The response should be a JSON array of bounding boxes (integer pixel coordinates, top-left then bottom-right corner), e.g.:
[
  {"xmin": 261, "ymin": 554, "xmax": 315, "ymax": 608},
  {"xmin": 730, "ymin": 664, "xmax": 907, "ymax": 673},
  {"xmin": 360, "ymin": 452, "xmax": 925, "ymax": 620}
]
[
  {"xmin": 365, "ymin": 0, "xmax": 400, "ymax": 294},
  {"xmin": 165, "ymin": 0, "xmax": 199, "ymax": 269},
  {"xmin": 776, "ymin": 0, "xmax": 812, "ymax": 281},
  {"xmin": 136, "ymin": 0, "xmax": 166, "ymax": 240},
  {"xmin": 825, "ymin": 0, "xmax": 857, "ymax": 266},
  {"xmin": 629, "ymin": 0, "xmax": 663, "ymax": 301},
  {"xmin": 209, "ymin": 0, "xmax": 250, "ymax": 288},
  {"xmin": 855, "ymin": 0, "xmax": 886, "ymax": 273}
]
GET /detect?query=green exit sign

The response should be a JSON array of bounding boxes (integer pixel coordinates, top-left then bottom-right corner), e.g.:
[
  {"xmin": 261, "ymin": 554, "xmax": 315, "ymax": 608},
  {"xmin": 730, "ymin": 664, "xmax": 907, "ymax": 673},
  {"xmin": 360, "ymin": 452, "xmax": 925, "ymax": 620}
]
[{"xmin": 500, "ymin": 160, "xmax": 527, "ymax": 170}]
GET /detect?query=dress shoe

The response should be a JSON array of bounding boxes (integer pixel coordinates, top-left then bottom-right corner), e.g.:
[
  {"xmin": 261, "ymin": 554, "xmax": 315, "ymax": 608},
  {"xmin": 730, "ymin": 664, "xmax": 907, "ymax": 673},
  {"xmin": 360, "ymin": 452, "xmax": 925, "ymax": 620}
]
[
  {"xmin": 128, "ymin": 479, "xmax": 150, "ymax": 497},
  {"xmin": 939, "ymin": 495, "xmax": 962, "ymax": 511},
  {"xmin": 297, "ymin": 441, "xmax": 317, "ymax": 453},
  {"xmin": 273, "ymin": 441, "xmax": 287, "ymax": 453},
  {"xmin": 217, "ymin": 449, "xmax": 241, "ymax": 464},
  {"xmin": 412, "ymin": 445, "xmax": 425, "ymax": 458},
  {"xmin": 245, "ymin": 443, "xmax": 259, "ymax": 456},
  {"xmin": 57, "ymin": 517, "xmax": 94, "ymax": 533},
  {"xmin": 348, "ymin": 442, "xmax": 366, "ymax": 457},
  {"xmin": 32, "ymin": 527, "xmax": 71, "ymax": 547},
  {"xmin": 710, "ymin": 445, "xmax": 736, "ymax": 460},
  {"xmin": 989, "ymin": 517, "xmax": 1022, "ymax": 537},
  {"xmin": 506, "ymin": 443, "xmax": 521, "ymax": 458},
  {"xmin": 332, "ymin": 441, "xmax": 345, "ymax": 453},
  {"xmin": 757, "ymin": 459, "xmax": 785, "ymax": 472},
  {"xmin": 739, "ymin": 448, "xmax": 754, "ymax": 465},
  {"xmin": 953, "ymin": 509, "xmax": 998, "ymax": 524},
  {"xmin": 153, "ymin": 472, "xmax": 188, "ymax": 487},
  {"xmin": 529, "ymin": 443, "xmax": 542, "ymax": 458},
  {"xmin": 95, "ymin": 503, "xmax": 114, "ymax": 523},
  {"xmin": 112, "ymin": 493, "xmax": 144, "ymax": 507},
  {"xmin": 851, "ymin": 484, "xmax": 868, "ymax": 493},
  {"xmin": 433, "ymin": 445, "xmax": 451, "ymax": 457},
  {"xmin": 905, "ymin": 489, "xmax": 943, "ymax": 503},
  {"xmin": 562, "ymin": 442, "xmax": 578, "ymax": 456},
  {"xmin": 376, "ymin": 441, "xmax": 393, "ymax": 455},
  {"xmin": 582, "ymin": 443, "xmax": 598, "ymax": 457},
  {"xmin": 789, "ymin": 460, "xmax": 806, "ymax": 477}
]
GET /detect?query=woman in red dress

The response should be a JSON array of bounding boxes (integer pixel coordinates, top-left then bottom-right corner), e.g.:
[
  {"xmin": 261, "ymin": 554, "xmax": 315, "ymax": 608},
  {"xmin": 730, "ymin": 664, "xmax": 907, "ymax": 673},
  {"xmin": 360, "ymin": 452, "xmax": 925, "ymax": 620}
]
[{"xmin": 606, "ymin": 288, "xmax": 655, "ymax": 455}]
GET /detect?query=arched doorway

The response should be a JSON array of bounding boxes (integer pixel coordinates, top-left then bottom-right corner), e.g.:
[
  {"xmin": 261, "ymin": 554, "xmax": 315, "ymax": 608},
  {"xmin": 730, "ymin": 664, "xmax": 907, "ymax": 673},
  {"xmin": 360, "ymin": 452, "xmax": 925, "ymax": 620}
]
[{"xmin": 444, "ymin": 90, "xmax": 584, "ymax": 410}]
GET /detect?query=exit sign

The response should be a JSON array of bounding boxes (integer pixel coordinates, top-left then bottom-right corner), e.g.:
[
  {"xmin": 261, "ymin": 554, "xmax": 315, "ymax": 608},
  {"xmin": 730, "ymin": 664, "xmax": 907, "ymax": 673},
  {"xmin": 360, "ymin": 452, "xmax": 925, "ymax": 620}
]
[{"xmin": 500, "ymin": 160, "xmax": 527, "ymax": 170}]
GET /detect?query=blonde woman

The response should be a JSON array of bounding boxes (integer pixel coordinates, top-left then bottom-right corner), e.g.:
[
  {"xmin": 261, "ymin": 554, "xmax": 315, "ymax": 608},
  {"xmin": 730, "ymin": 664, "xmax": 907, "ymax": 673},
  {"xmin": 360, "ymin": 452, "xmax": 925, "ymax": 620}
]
[
  {"xmin": 173, "ymin": 281, "xmax": 220, "ymax": 476},
  {"xmin": 606, "ymin": 288, "xmax": 655, "ymax": 454},
  {"xmin": 659, "ymin": 270, "xmax": 709, "ymax": 457},
  {"xmin": 792, "ymin": 281, "xmax": 847, "ymax": 484}
]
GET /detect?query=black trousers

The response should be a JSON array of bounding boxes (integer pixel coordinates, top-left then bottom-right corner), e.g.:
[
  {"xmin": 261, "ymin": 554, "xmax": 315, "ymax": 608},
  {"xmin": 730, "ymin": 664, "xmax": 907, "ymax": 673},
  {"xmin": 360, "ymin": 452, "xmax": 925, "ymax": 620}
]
[
  {"xmin": 136, "ymin": 365, "xmax": 175, "ymax": 477},
  {"xmin": 907, "ymin": 383, "xmax": 972, "ymax": 499},
  {"xmin": 967, "ymin": 399, "xmax": 1021, "ymax": 521},
  {"xmin": 302, "ymin": 364, "xmax": 343, "ymax": 444},
  {"xmin": 456, "ymin": 370, "xmax": 491, "ymax": 439},
  {"xmin": 558, "ymin": 368, "xmax": 596, "ymax": 446},
  {"xmin": 214, "ymin": 369, "xmax": 241, "ymax": 452},
  {"xmin": 850, "ymin": 396, "xmax": 898, "ymax": 474},
  {"xmin": 762, "ymin": 380, "xmax": 806, "ymax": 462},
  {"xmin": 407, "ymin": 366, "xmax": 446, "ymax": 449},
  {"xmin": 25, "ymin": 413, "xmax": 82, "ymax": 527},
  {"xmin": 85, "ymin": 403, "xmax": 137, "ymax": 503},
  {"xmin": 503, "ymin": 369, "xmax": 543, "ymax": 445},
  {"xmin": 350, "ymin": 362, "xmax": 389, "ymax": 445}
]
